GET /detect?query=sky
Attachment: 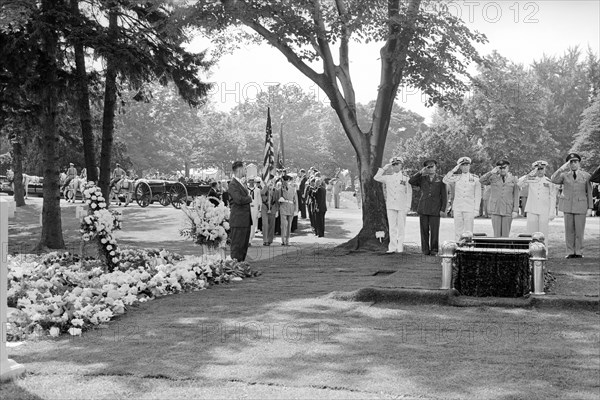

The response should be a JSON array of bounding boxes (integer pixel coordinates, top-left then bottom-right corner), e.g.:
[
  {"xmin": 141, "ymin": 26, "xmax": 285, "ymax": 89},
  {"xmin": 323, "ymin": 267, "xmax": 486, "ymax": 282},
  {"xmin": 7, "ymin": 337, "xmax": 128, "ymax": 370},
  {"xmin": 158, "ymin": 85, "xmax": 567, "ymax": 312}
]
[{"xmin": 191, "ymin": 0, "xmax": 600, "ymax": 123}]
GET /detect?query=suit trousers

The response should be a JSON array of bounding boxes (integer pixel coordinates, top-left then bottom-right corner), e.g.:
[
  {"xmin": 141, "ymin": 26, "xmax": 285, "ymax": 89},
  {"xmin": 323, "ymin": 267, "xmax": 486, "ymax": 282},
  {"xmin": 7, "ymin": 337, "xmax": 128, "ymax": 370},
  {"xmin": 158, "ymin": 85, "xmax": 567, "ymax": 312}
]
[
  {"xmin": 564, "ymin": 212, "xmax": 587, "ymax": 255},
  {"xmin": 298, "ymin": 194, "xmax": 307, "ymax": 218},
  {"xmin": 491, "ymin": 214, "xmax": 513, "ymax": 237},
  {"xmin": 387, "ymin": 209, "xmax": 407, "ymax": 252},
  {"xmin": 419, "ymin": 214, "xmax": 440, "ymax": 255},
  {"xmin": 280, "ymin": 214, "xmax": 294, "ymax": 244},
  {"xmin": 315, "ymin": 211, "xmax": 326, "ymax": 237},
  {"xmin": 261, "ymin": 209, "xmax": 277, "ymax": 244},
  {"xmin": 333, "ymin": 193, "xmax": 340, "ymax": 208},
  {"xmin": 249, "ymin": 206, "xmax": 259, "ymax": 243},
  {"xmin": 229, "ymin": 227, "xmax": 250, "ymax": 262},
  {"xmin": 453, "ymin": 211, "xmax": 474, "ymax": 241},
  {"xmin": 527, "ymin": 212, "xmax": 550, "ymax": 240}
]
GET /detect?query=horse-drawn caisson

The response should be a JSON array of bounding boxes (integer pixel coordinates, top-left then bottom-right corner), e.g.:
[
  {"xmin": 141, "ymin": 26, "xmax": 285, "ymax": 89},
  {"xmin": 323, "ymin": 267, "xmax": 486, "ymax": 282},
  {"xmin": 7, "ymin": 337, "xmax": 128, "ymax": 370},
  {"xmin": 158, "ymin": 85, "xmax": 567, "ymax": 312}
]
[{"xmin": 110, "ymin": 178, "xmax": 210, "ymax": 208}]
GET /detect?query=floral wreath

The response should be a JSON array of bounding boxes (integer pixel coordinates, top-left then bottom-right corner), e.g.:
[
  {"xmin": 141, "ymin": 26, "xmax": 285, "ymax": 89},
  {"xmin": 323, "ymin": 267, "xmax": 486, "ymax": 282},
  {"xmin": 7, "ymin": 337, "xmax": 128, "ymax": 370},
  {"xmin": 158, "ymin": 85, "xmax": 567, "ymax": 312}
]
[
  {"xmin": 180, "ymin": 195, "xmax": 230, "ymax": 248},
  {"xmin": 79, "ymin": 182, "xmax": 122, "ymax": 270}
]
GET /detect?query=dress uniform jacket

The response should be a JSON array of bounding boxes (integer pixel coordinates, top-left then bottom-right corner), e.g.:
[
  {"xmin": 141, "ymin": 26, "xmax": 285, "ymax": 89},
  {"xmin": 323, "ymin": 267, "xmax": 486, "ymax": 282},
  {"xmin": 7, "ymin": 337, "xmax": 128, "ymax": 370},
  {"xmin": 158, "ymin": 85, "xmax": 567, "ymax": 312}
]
[
  {"xmin": 261, "ymin": 185, "xmax": 281, "ymax": 214},
  {"xmin": 443, "ymin": 173, "xmax": 481, "ymax": 213},
  {"xmin": 518, "ymin": 175, "xmax": 557, "ymax": 215},
  {"xmin": 551, "ymin": 170, "xmax": 593, "ymax": 214},
  {"xmin": 279, "ymin": 184, "xmax": 298, "ymax": 216},
  {"xmin": 374, "ymin": 169, "xmax": 412, "ymax": 211},
  {"xmin": 408, "ymin": 172, "xmax": 447, "ymax": 215},
  {"xmin": 479, "ymin": 172, "xmax": 519, "ymax": 216}
]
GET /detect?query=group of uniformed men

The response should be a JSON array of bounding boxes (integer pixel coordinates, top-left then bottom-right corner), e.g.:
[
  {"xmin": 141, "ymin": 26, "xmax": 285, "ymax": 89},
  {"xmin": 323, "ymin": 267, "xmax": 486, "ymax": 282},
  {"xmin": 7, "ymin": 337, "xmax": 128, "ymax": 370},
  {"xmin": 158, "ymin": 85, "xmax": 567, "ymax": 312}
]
[{"xmin": 377, "ymin": 153, "xmax": 598, "ymax": 258}]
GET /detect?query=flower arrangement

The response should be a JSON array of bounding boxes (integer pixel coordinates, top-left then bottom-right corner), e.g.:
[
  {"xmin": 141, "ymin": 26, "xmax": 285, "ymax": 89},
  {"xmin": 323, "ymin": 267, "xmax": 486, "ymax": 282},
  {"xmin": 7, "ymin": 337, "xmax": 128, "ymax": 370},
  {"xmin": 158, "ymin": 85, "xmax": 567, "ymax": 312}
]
[
  {"xmin": 79, "ymin": 182, "xmax": 122, "ymax": 270},
  {"xmin": 180, "ymin": 196, "xmax": 230, "ymax": 248},
  {"xmin": 7, "ymin": 249, "xmax": 260, "ymax": 340}
]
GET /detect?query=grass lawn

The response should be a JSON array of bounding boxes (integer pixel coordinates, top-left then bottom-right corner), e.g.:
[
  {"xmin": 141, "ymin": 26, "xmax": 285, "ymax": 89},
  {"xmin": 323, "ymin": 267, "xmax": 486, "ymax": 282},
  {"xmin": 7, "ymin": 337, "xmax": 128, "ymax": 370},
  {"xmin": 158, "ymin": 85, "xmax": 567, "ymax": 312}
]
[{"xmin": 2, "ymin": 197, "xmax": 599, "ymax": 399}]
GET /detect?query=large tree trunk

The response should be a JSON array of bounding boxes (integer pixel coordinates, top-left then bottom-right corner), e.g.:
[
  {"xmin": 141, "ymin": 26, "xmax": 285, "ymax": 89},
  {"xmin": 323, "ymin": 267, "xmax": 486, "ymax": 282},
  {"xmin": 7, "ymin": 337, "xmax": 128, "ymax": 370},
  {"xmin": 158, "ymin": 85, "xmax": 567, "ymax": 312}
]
[
  {"xmin": 10, "ymin": 135, "xmax": 25, "ymax": 207},
  {"xmin": 71, "ymin": 0, "xmax": 97, "ymax": 183},
  {"xmin": 99, "ymin": 4, "xmax": 118, "ymax": 202},
  {"xmin": 37, "ymin": 0, "xmax": 64, "ymax": 250}
]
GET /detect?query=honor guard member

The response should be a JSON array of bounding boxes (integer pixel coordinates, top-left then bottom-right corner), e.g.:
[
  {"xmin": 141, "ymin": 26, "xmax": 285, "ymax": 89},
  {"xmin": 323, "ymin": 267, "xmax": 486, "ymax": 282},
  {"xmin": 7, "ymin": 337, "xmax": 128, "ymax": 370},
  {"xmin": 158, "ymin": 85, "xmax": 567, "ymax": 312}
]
[
  {"xmin": 61, "ymin": 162, "xmax": 78, "ymax": 191},
  {"xmin": 443, "ymin": 156, "xmax": 482, "ymax": 240},
  {"xmin": 479, "ymin": 160, "xmax": 520, "ymax": 237},
  {"xmin": 518, "ymin": 160, "xmax": 557, "ymax": 240},
  {"xmin": 110, "ymin": 163, "xmax": 126, "ymax": 188},
  {"xmin": 374, "ymin": 157, "xmax": 412, "ymax": 253},
  {"xmin": 551, "ymin": 153, "xmax": 593, "ymax": 258},
  {"xmin": 409, "ymin": 159, "xmax": 448, "ymax": 256},
  {"xmin": 248, "ymin": 177, "xmax": 262, "ymax": 245}
]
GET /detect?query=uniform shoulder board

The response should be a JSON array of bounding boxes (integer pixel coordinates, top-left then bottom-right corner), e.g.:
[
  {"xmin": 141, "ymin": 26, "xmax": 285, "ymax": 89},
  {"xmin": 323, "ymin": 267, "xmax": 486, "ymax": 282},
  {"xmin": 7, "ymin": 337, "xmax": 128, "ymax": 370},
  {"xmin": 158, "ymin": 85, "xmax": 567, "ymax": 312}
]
[{"xmin": 471, "ymin": 174, "xmax": 479, "ymax": 178}]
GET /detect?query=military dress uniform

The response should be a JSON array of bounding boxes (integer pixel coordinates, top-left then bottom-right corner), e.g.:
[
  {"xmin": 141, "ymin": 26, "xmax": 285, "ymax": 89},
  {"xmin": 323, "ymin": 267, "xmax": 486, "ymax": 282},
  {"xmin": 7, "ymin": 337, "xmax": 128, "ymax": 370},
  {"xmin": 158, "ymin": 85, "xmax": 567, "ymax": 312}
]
[
  {"xmin": 249, "ymin": 178, "xmax": 262, "ymax": 244},
  {"xmin": 443, "ymin": 157, "xmax": 482, "ymax": 240},
  {"xmin": 551, "ymin": 153, "xmax": 594, "ymax": 257},
  {"xmin": 374, "ymin": 159, "xmax": 413, "ymax": 253},
  {"xmin": 518, "ymin": 161, "xmax": 557, "ymax": 240},
  {"xmin": 479, "ymin": 161, "xmax": 520, "ymax": 237},
  {"xmin": 408, "ymin": 161, "xmax": 447, "ymax": 255}
]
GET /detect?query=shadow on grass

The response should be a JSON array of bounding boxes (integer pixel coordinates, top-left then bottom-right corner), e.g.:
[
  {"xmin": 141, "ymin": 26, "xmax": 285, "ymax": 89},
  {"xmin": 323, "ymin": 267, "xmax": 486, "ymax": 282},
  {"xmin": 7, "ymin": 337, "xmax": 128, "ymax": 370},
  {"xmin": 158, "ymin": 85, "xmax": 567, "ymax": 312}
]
[
  {"xmin": 0, "ymin": 381, "xmax": 45, "ymax": 400},
  {"xmin": 8, "ymin": 250, "xmax": 600, "ymax": 399}
]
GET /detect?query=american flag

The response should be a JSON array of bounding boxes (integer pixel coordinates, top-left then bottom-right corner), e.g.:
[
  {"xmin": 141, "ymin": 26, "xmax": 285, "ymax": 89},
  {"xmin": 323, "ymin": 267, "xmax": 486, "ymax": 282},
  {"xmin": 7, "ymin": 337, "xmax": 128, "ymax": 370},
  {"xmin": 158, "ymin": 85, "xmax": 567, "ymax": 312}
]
[{"xmin": 262, "ymin": 107, "xmax": 275, "ymax": 182}]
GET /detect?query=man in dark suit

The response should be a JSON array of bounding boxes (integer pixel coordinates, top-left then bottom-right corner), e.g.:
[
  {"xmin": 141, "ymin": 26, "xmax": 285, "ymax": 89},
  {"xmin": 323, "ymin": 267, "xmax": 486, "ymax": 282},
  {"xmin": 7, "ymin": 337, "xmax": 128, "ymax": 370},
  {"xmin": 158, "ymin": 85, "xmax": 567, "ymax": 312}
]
[
  {"xmin": 551, "ymin": 153, "xmax": 594, "ymax": 258},
  {"xmin": 298, "ymin": 169, "xmax": 308, "ymax": 218},
  {"xmin": 227, "ymin": 161, "xmax": 252, "ymax": 262},
  {"xmin": 409, "ymin": 159, "xmax": 447, "ymax": 255},
  {"xmin": 314, "ymin": 178, "xmax": 328, "ymax": 237},
  {"xmin": 590, "ymin": 165, "xmax": 600, "ymax": 184}
]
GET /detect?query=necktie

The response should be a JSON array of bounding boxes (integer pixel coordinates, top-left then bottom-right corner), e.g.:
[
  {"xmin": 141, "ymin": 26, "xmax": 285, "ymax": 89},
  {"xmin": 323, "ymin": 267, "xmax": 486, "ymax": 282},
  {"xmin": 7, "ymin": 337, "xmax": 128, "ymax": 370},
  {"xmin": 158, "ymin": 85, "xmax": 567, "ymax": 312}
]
[
  {"xmin": 502, "ymin": 176, "xmax": 505, "ymax": 183},
  {"xmin": 573, "ymin": 171, "xmax": 577, "ymax": 180}
]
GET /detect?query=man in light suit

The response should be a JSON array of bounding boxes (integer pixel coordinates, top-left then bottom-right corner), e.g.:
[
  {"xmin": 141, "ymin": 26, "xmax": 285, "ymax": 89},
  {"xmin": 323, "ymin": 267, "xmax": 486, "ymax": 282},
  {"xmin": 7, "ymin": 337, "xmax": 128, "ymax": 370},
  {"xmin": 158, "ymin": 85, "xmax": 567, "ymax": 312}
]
[
  {"xmin": 374, "ymin": 157, "xmax": 412, "ymax": 253},
  {"xmin": 550, "ymin": 153, "xmax": 593, "ymax": 258},
  {"xmin": 443, "ymin": 156, "xmax": 481, "ymax": 240},
  {"xmin": 228, "ymin": 161, "xmax": 252, "ymax": 261},
  {"xmin": 479, "ymin": 160, "xmax": 520, "ymax": 237},
  {"xmin": 518, "ymin": 160, "xmax": 557, "ymax": 241},
  {"xmin": 332, "ymin": 178, "xmax": 343, "ymax": 208}
]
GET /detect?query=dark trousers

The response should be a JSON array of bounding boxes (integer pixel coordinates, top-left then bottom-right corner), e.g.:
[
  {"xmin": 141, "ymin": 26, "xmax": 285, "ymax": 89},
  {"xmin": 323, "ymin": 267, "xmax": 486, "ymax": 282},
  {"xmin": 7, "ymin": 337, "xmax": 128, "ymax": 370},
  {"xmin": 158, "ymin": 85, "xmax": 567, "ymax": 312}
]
[
  {"xmin": 308, "ymin": 207, "xmax": 315, "ymax": 231},
  {"xmin": 230, "ymin": 227, "xmax": 251, "ymax": 262},
  {"xmin": 298, "ymin": 192, "xmax": 306, "ymax": 218},
  {"xmin": 419, "ymin": 214, "xmax": 440, "ymax": 255},
  {"xmin": 315, "ymin": 211, "xmax": 326, "ymax": 237}
]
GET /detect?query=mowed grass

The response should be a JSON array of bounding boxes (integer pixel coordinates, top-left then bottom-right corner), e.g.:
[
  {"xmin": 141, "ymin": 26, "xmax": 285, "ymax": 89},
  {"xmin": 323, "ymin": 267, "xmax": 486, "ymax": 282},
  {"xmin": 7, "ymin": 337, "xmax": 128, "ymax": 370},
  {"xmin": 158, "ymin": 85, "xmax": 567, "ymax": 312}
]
[{"xmin": 3, "ymin": 250, "xmax": 599, "ymax": 400}]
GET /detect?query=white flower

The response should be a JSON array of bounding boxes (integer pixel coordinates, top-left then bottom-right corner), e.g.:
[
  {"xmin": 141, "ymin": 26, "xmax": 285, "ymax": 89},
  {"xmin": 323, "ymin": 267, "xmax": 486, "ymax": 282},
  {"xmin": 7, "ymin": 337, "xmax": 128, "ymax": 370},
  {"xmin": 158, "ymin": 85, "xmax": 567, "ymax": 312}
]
[
  {"xmin": 91, "ymin": 203, "xmax": 97, "ymax": 209},
  {"xmin": 71, "ymin": 318, "xmax": 84, "ymax": 327},
  {"xmin": 49, "ymin": 326, "xmax": 61, "ymax": 337},
  {"xmin": 68, "ymin": 327, "xmax": 82, "ymax": 336}
]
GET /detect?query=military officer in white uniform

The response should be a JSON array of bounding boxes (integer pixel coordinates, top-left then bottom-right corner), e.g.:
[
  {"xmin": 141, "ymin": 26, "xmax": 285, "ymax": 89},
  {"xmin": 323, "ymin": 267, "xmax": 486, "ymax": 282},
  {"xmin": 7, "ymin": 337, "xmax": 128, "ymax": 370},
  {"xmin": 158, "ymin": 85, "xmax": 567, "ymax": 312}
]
[
  {"xmin": 374, "ymin": 157, "xmax": 413, "ymax": 253},
  {"xmin": 518, "ymin": 160, "xmax": 557, "ymax": 240},
  {"xmin": 551, "ymin": 153, "xmax": 593, "ymax": 258},
  {"xmin": 248, "ymin": 177, "xmax": 262, "ymax": 244},
  {"xmin": 443, "ymin": 156, "xmax": 482, "ymax": 240}
]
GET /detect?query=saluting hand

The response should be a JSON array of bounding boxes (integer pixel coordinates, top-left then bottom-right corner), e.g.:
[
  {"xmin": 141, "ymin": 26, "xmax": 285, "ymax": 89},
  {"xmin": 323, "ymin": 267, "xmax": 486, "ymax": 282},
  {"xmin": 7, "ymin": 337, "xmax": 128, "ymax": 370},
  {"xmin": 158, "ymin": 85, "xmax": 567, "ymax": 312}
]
[
  {"xmin": 561, "ymin": 161, "xmax": 570, "ymax": 171},
  {"xmin": 420, "ymin": 167, "xmax": 428, "ymax": 174},
  {"xmin": 491, "ymin": 166, "xmax": 499, "ymax": 174}
]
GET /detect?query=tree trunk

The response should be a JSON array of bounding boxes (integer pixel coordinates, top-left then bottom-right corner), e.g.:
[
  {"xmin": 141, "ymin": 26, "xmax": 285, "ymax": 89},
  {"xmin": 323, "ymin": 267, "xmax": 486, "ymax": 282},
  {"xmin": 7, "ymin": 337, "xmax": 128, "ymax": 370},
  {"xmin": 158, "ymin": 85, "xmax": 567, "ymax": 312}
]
[
  {"xmin": 11, "ymin": 137, "xmax": 25, "ymax": 207},
  {"xmin": 184, "ymin": 160, "xmax": 190, "ymax": 178},
  {"xmin": 37, "ymin": 0, "xmax": 64, "ymax": 250},
  {"xmin": 71, "ymin": 0, "xmax": 97, "ymax": 183},
  {"xmin": 99, "ymin": 4, "xmax": 118, "ymax": 202}
]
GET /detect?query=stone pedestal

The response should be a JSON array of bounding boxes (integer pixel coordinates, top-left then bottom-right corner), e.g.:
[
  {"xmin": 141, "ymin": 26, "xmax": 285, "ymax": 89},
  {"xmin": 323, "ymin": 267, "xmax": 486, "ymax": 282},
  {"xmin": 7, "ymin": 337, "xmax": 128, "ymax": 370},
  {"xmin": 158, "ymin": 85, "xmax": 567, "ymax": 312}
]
[{"xmin": 0, "ymin": 197, "xmax": 26, "ymax": 381}]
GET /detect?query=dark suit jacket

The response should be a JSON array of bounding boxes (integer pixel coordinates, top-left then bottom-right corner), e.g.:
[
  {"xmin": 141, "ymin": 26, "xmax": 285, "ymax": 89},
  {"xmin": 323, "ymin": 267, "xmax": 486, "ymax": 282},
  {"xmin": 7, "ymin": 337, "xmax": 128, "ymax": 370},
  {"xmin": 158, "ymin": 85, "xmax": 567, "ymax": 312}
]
[
  {"xmin": 299, "ymin": 176, "xmax": 308, "ymax": 199},
  {"xmin": 228, "ymin": 178, "xmax": 252, "ymax": 228},
  {"xmin": 408, "ymin": 172, "xmax": 447, "ymax": 216},
  {"xmin": 315, "ymin": 186, "xmax": 327, "ymax": 213},
  {"xmin": 590, "ymin": 165, "xmax": 600, "ymax": 184}
]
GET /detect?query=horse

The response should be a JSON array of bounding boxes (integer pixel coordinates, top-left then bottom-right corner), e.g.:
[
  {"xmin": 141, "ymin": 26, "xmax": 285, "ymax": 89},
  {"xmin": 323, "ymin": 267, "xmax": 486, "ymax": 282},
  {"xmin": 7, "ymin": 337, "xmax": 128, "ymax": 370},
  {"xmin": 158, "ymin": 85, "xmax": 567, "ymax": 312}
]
[
  {"xmin": 109, "ymin": 177, "xmax": 135, "ymax": 206},
  {"xmin": 64, "ymin": 176, "xmax": 86, "ymax": 203},
  {"xmin": 7, "ymin": 169, "xmax": 42, "ymax": 199}
]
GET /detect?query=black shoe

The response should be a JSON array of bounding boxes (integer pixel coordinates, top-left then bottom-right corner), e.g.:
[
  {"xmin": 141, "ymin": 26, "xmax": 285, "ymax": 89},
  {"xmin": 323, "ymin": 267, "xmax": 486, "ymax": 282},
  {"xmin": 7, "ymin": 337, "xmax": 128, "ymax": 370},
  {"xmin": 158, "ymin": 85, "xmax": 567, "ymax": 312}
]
[
  {"xmin": 565, "ymin": 254, "xmax": 576, "ymax": 258},
  {"xmin": 574, "ymin": 254, "xmax": 583, "ymax": 258}
]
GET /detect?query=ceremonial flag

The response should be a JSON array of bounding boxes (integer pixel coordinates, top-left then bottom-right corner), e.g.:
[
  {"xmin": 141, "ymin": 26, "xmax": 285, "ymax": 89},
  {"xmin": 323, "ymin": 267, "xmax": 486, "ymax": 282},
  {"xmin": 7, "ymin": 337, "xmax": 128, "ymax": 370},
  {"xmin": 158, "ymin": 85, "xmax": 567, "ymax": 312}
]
[
  {"xmin": 276, "ymin": 120, "xmax": 285, "ymax": 170},
  {"xmin": 262, "ymin": 107, "xmax": 275, "ymax": 182}
]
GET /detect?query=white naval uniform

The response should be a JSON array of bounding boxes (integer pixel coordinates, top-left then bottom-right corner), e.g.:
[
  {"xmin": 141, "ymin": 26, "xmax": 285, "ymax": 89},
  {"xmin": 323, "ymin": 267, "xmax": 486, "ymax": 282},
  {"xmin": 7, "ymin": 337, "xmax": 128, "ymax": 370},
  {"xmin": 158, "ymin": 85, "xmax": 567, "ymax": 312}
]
[
  {"xmin": 518, "ymin": 174, "xmax": 557, "ymax": 240},
  {"xmin": 443, "ymin": 172, "xmax": 482, "ymax": 240},
  {"xmin": 374, "ymin": 168, "xmax": 412, "ymax": 252},
  {"xmin": 249, "ymin": 186, "xmax": 261, "ymax": 243}
]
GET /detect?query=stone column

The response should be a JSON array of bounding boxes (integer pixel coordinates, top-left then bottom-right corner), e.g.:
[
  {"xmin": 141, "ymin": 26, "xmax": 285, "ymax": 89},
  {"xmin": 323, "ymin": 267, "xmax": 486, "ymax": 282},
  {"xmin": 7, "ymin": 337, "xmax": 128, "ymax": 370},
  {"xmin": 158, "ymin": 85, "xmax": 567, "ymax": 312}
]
[{"xmin": 1, "ymin": 197, "xmax": 26, "ymax": 381}]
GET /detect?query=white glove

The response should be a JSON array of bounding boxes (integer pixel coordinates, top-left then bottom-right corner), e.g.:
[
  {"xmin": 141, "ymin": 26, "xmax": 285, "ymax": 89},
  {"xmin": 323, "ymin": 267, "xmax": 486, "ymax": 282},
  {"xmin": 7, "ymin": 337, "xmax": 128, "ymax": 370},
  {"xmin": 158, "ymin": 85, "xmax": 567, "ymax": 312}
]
[
  {"xmin": 586, "ymin": 209, "xmax": 593, "ymax": 217},
  {"xmin": 278, "ymin": 197, "xmax": 286, "ymax": 203},
  {"xmin": 511, "ymin": 211, "xmax": 518, "ymax": 218}
]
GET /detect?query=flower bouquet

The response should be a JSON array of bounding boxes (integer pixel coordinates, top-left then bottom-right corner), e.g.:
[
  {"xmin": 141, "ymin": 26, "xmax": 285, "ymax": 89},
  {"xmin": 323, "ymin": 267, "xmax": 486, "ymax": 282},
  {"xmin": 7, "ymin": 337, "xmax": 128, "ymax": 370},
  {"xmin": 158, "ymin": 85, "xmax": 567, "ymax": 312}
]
[
  {"xmin": 80, "ymin": 182, "xmax": 122, "ymax": 270},
  {"xmin": 180, "ymin": 196, "xmax": 230, "ymax": 250}
]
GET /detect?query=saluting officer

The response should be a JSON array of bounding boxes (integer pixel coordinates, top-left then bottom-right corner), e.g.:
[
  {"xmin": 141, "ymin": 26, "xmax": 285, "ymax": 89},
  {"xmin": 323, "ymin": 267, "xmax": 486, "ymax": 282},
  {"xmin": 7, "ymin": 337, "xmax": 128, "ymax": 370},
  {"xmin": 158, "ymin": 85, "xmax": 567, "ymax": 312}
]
[
  {"xmin": 374, "ymin": 157, "xmax": 412, "ymax": 253},
  {"xmin": 518, "ymin": 160, "xmax": 557, "ymax": 240},
  {"xmin": 479, "ymin": 160, "xmax": 519, "ymax": 237},
  {"xmin": 551, "ymin": 153, "xmax": 593, "ymax": 258},
  {"xmin": 443, "ymin": 156, "xmax": 481, "ymax": 240}
]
